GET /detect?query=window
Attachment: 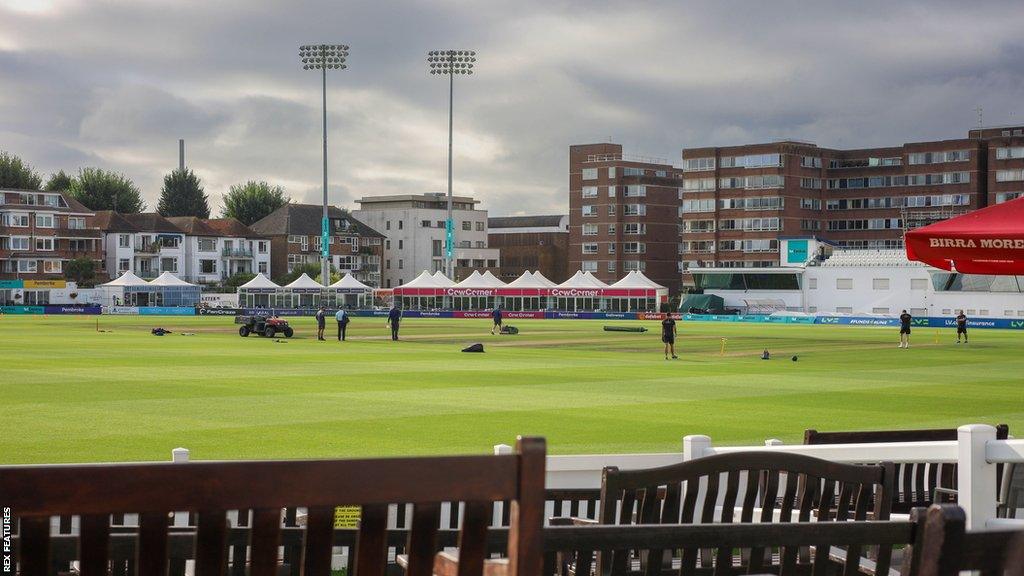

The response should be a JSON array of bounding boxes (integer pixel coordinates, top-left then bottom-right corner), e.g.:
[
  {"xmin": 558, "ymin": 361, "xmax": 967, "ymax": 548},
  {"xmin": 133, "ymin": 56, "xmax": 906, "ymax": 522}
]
[
  {"xmin": 10, "ymin": 237, "xmax": 29, "ymax": 250},
  {"xmin": 872, "ymin": 278, "xmax": 890, "ymax": 290},
  {"xmin": 68, "ymin": 217, "xmax": 85, "ymax": 229},
  {"xmin": 624, "ymin": 185, "xmax": 646, "ymax": 197},
  {"xmin": 475, "ymin": 241, "xmax": 485, "ymax": 248},
  {"xmin": 607, "ymin": 167, "xmax": 616, "ymax": 178},
  {"xmin": 161, "ymin": 257, "xmax": 178, "ymax": 272},
  {"xmin": 996, "ymin": 147, "xmax": 1024, "ymax": 160},
  {"xmin": 872, "ymin": 307, "xmax": 890, "ymax": 314},
  {"xmin": 836, "ymin": 278, "xmax": 853, "ymax": 290},
  {"xmin": 801, "ymin": 156, "xmax": 822, "ymax": 168},
  {"xmin": 720, "ymin": 153, "xmax": 782, "ymax": 169},
  {"xmin": 682, "ymin": 199, "xmax": 715, "ymax": 213},
  {"xmin": 581, "ymin": 205, "xmax": 597, "ymax": 217},
  {"xmin": 809, "ymin": 278, "xmax": 817, "ymax": 290},
  {"xmin": 42, "ymin": 260, "xmax": 61, "ymax": 273},
  {"xmin": 607, "ymin": 224, "xmax": 616, "ymax": 235},
  {"xmin": 582, "ymin": 243, "xmax": 598, "ymax": 254},
  {"xmin": 623, "ymin": 242, "xmax": 645, "ymax": 254},
  {"xmin": 17, "ymin": 260, "xmax": 37, "ymax": 273},
  {"xmin": 198, "ymin": 238, "xmax": 216, "ymax": 252},
  {"xmin": 432, "ymin": 239, "xmax": 442, "ymax": 257},
  {"xmin": 386, "ymin": 259, "xmax": 391, "ymax": 270},
  {"xmin": 996, "ymin": 170, "xmax": 1024, "ymax": 182},
  {"xmin": 608, "ymin": 186, "xmax": 617, "ymax": 197},
  {"xmin": 623, "ymin": 260, "xmax": 646, "ymax": 271},
  {"xmin": 7, "ymin": 213, "xmax": 29, "ymax": 227},
  {"xmin": 582, "ymin": 186, "xmax": 598, "ymax": 198},
  {"xmin": 287, "ymin": 235, "xmax": 301, "ymax": 243},
  {"xmin": 421, "ymin": 220, "xmax": 431, "ymax": 227},
  {"xmin": 437, "ymin": 220, "xmax": 446, "ymax": 228},
  {"xmin": 475, "ymin": 221, "xmax": 484, "ymax": 232},
  {"xmin": 258, "ymin": 241, "xmax": 267, "ymax": 254},
  {"xmin": 910, "ymin": 278, "xmax": 929, "ymax": 290},
  {"xmin": 800, "ymin": 219, "xmax": 821, "ymax": 231},
  {"xmin": 997, "ymin": 192, "xmax": 1023, "ymax": 203},
  {"xmin": 682, "ymin": 157, "xmax": 715, "ymax": 171},
  {"xmin": 200, "ymin": 259, "xmax": 217, "ymax": 274},
  {"xmin": 907, "ymin": 150, "xmax": 970, "ymax": 164},
  {"xmin": 607, "ymin": 261, "xmax": 616, "ymax": 272},
  {"xmin": 581, "ymin": 260, "xmax": 598, "ymax": 272},
  {"xmin": 35, "ymin": 237, "xmax": 54, "ymax": 251},
  {"xmin": 624, "ymin": 204, "xmax": 646, "ymax": 216},
  {"xmin": 608, "ymin": 205, "xmax": 616, "ymax": 216},
  {"xmin": 258, "ymin": 262, "xmax": 268, "ymax": 273},
  {"xmin": 608, "ymin": 243, "xmax": 616, "ymax": 254},
  {"xmin": 682, "ymin": 178, "xmax": 715, "ymax": 192},
  {"xmin": 398, "ymin": 259, "xmax": 404, "ymax": 269},
  {"xmin": 581, "ymin": 168, "xmax": 598, "ymax": 180},
  {"xmin": 397, "ymin": 239, "xmax": 403, "ymax": 250},
  {"xmin": 800, "ymin": 198, "xmax": 821, "ymax": 210},
  {"xmin": 459, "ymin": 240, "xmax": 471, "ymax": 248},
  {"xmin": 582, "ymin": 224, "xmax": 598, "ymax": 236},
  {"xmin": 35, "ymin": 214, "xmax": 54, "ymax": 228},
  {"xmin": 624, "ymin": 223, "xmax": 646, "ymax": 235},
  {"xmin": 398, "ymin": 221, "xmax": 403, "ymax": 230},
  {"xmin": 386, "ymin": 220, "xmax": 391, "ymax": 230},
  {"xmin": 800, "ymin": 178, "xmax": 822, "ymax": 189}
]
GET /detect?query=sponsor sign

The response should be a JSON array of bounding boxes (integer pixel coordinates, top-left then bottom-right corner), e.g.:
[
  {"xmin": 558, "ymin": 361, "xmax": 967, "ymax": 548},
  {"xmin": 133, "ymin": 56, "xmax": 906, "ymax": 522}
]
[
  {"xmin": 105, "ymin": 306, "xmax": 141, "ymax": 315},
  {"xmin": 0, "ymin": 280, "xmax": 23, "ymax": 289},
  {"xmin": 786, "ymin": 240, "xmax": 809, "ymax": 264},
  {"xmin": 445, "ymin": 288, "xmax": 496, "ymax": 297},
  {"xmin": 0, "ymin": 306, "xmax": 45, "ymax": 314},
  {"xmin": 505, "ymin": 311, "xmax": 545, "ymax": 319},
  {"xmin": 198, "ymin": 308, "xmax": 242, "ymax": 316},
  {"xmin": 138, "ymin": 306, "xmax": 196, "ymax": 316},
  {"xmin": 550, "ymin": 288, "xmax": 600, "ymax": 298},
  {"xmin": 23, "ymin": 280, "xmax": 66, "ymax": 289},
  {"xmin": 928, "ymin": 237, "xmax": 1024, "ymax": 250},
  {"xmin": 44, "ymin": 305, "xmax": 101, "ymax": 315}
]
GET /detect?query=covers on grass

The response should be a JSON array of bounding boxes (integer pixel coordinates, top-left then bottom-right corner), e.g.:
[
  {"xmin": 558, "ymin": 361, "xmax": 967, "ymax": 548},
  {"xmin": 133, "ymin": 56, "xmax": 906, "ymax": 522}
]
[{"xmin": 679, "ymin": 294, "xmax": 725, "ymax": 313}]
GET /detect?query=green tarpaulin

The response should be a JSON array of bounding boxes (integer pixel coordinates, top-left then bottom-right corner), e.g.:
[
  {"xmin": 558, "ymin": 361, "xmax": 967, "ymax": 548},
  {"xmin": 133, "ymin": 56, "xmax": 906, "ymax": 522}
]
[{"xmin": 679, "ymin": 294, "xmax": 725, "ymax": 313}]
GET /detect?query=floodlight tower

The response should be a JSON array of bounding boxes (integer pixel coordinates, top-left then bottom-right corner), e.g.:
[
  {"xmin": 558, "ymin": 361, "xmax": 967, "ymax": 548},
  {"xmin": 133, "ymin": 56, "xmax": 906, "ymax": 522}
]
[
  {"xmin": 427, "ymin": 49, "xmax": 475, "ymax": 278},
  {"xmin": 300, "ymin": 43, "xmax": 348, "ymax": 286}
]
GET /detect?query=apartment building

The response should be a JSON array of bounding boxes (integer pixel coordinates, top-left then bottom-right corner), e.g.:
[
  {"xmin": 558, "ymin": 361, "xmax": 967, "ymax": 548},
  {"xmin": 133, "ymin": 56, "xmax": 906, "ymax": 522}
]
[
  {"xmin": 94, "ymin": 211, "xmax": 186, "ymax": 280},
  {"xmin": 353, "ymin": 193, "xmax": 499, "ymax": 287},
  {"xmin": 679, "ymin": 128, "xmax": 1000, "ymax": 269},
  {"xmin": 250, "ymin": 203, "xmax": 384, "ymax": 287},
  {"xmin": 969, "ymin": 125, "xmax": 1024, "ymax": 206},
  {"xmin": 488, "ymin": 215, "xmax": 569, "ymax": 283},
  {"xmin": 568, "ymin": 144, "xmax": 682, "ymax": 293},
  {"xmin": 0, "ymin": 189, "xmax": 103, "ymax": 283}
]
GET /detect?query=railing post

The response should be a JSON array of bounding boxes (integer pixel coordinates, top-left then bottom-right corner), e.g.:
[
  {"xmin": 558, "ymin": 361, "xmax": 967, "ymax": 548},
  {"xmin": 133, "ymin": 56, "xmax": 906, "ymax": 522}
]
[
  {"xmin": 765, "ymin": 438, "xmax": 783, "ymax": 447},
  {"xmin": 171, "ymin": 448, "xmax": 191, "ymax": 528},
  {"xmin": 493, "ymin": 443, "xmax": 513, "ymax": 455},
  {"xmin": 172, "ymin": 447, "xmax": 190, "ymax": 463},
  {"xmin": 958, "ymin": 424, "xmax": 997, "ymax": 530},
  {"xmin": 683, "ymin": 435, "xmax": 712, "ymax": 461}
]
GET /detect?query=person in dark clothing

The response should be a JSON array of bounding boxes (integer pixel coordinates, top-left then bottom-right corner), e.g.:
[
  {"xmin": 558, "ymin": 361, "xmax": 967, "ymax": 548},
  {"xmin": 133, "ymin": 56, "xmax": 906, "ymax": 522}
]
[
  {"xmin": 661, "ymin": 316, "xmax": 678, "ymax": 360},
  {"xmin": 956, "ymin": 310, "xmax": 968, "ymax": 343},
  {"xmin": 898, "ymin": 309, "xmax": 912, "ymax": 348},
  {"xmin": 315, "ymin": 306, "xmax": 326, "ymax": 341},
  {"xmin": 336, "ymin": 308, "xmax": 350, "ymax": 341},
  {"xmin": 387, "ymin": 306, "xmax": 402, "ymax": 341},
  {"xmin": 491, "ymin": 306, "xmax": 503, "ymax": 335}
]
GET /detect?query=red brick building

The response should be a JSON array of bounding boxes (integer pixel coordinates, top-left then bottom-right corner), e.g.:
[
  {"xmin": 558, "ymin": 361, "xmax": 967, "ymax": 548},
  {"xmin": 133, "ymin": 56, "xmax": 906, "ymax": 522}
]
[
  {"xmin": 0, "ymin": 189, "xmax": 103, "ymax": 283},
  {"xmin": 487, "ymin": 215, "xmax": 569, "ymax": 283},
  {"xmin": 568, "ymin": 144, "xmax": 683, "ymax": 293},
  {"xmin": 969, "ymin": 125, "xmax": 1024, "ymax": 206}
]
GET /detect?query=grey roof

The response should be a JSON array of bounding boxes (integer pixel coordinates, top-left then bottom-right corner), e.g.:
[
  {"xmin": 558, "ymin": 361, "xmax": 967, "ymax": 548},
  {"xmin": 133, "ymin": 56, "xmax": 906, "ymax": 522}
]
[
  {"xmin": 93, "ymin": 211, "xmax": 140, "ymax": 232},
  {"xmin": 488, "ymin": 215, "xmax": 567, "ymax": 229},
  {"xmin": 122, "ymin": 212, "xmax": 183, "ymax": 234},
  {"xmin": 250, "ymin": 203, "xmax": 385, "ymax": 238},
  {"xmin": 166, "ymin": 216, "xmax": 223, "ymax": 237}
]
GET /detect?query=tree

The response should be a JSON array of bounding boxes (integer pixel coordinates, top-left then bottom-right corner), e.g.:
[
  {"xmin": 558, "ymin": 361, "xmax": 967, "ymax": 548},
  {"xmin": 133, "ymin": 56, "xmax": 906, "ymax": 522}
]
[
  {"xmin": 69, "ymin": 168, "xmax": 146, "ymax": 213},
  {"xmin": 44, "ymin": 170, "xmax": 74, "ymax": 192},
  {"xmin": 274, "ymin": 263, "xmax": 339, "ymax": 286},
  {"xmin": 222, "ymin": 271, "xmax": 257, "ymax": 289},
  {"xmin": 0, "ymin": 151, "xmax": 42, "ymax": 190},
  {"xmin": 64, "ymin": 257, "xmax": 97, "ymax": 286},
  {"xmin": 157, "ymin": 168, "xmax": 210, "ymax": 218},
  {"xmin": 220, "ymin": 180, "xmax": 289, "ymax": 225}
]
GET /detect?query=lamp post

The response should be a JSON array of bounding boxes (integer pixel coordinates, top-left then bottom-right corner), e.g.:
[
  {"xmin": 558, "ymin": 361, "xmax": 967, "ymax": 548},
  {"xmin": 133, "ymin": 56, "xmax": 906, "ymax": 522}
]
[
  {"xmin": 300, "ymin": 43, "xmax": 349, "ymax": 286},
  {"xmin": 427, "ymin": 49, "xmax": 475, "ymax": 278}
]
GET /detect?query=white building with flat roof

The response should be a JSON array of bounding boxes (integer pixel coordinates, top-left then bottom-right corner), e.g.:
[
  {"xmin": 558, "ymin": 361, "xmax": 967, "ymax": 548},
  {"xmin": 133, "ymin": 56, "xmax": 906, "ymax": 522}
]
[{"xmin": 353, "ymin": 193, "xmax": 500, "ymax": 288}]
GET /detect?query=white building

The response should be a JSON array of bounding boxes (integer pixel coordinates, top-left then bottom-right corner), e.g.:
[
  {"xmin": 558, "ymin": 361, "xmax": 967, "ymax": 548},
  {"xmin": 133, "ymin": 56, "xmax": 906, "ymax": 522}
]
[
  {"xmin": 353, "ymin": 193, "xmax": 500, "ymax": 288},
  {"xmin": 688, "ymin": 238, "xmax": 1024, "ymax": 319},
  {"xmin": 166, "ymin": 217, "xmax": 271, "ymax": 284},
  {"xmin": 95, "ymin": 212, "xmax": 186, "ymax": 281}
]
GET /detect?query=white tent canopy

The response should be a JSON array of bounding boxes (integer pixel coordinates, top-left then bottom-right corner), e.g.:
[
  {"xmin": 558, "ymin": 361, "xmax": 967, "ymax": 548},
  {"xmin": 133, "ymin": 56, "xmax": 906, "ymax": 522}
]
[
  {"xmin": 100, "ymin": 271, "xmax": 150, "ymax": 287},
  {"xmin": 454, "ymin": 270, "xmax": 484, "ymax": 288},
  {"xmin": 431, "ymin": 271, "xmax": 456, "ymax": 287},
  {"xmin": 479, "ymin": 270, "xmax": 507, "ymax": 287},
  {"xmin": 505, "ymin": 270, "xmax": 548, "ymax": 289},
  {"xmin": 238, "ymin": 273, "xmax": 280, "ymax": 290},
  {"xmin": 149, "ymin": 271, "xmax": 195, "ymax": 287},
  {"xmin": 283, "ymin": 273, "xmax": 324, "ymax": 289},
  {"xmin": 403, "ymin": 270, "xmax": 446, "ymax": 288},
  {"xmin": 531, "ymin": 271, "xmax": 558, "ymax": 287},
  {"xmin": 609, "ymin": 270, "xmax": 666, "ymax": 290},
  {"xmin": 329, "ymin": 273, "xmax": 372, "ymax": 291},
  {"xmin": 558, "ymin": 270, "xmax": 609, "ymax": 289}
]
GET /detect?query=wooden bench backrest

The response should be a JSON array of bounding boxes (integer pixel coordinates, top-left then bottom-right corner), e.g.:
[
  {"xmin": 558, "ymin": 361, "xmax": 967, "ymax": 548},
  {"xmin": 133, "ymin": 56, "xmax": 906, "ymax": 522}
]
[
  {"xmin": 904, "ymin": 504, "xmax": 1024, "ymax": 576},
  {"xmin": 1, "ymin": 436, "xmax": 546, "ymax": 576},
  {"xmin": 599, "ymin": 451, "xmax": 894, "ymax": 575},
  {"xmin": 805, "ymin": 425, "xmax": 1010, "ymax": 513}
]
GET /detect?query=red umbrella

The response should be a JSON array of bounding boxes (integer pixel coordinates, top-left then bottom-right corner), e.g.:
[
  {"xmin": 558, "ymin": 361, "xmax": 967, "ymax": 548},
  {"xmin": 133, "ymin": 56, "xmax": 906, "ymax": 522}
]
[{"xmin": 905, "ymin": 196, "xmax": 1024, "ymax": 274}]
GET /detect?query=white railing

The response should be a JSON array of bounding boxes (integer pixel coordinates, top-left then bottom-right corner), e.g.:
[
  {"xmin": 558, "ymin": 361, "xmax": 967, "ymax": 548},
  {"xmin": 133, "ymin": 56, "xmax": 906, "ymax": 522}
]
[{"xmin": 495, "ymin": 424, "xmax": 1024, "ymax": 532}]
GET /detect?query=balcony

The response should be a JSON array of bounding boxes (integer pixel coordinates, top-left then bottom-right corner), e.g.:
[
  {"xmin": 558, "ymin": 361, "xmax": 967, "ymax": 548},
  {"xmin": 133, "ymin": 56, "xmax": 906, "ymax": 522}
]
[
  {"xmin": 136, "ymin": 269, "xmax": 159, "ymax": 279},
  {"xmin": 137, "ymin": 243, "xmax": 162, "ymax": 254},
  {"xmin": 222, "ymin": 248, "xmax": 254, "ymax": 258}
]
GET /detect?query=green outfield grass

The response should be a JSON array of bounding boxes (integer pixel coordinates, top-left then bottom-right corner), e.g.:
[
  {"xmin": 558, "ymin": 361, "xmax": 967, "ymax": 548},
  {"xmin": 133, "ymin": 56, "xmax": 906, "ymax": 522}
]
[{"xmin": 0, "ymin": 314, "xmax": 1021, "ymax": 464}]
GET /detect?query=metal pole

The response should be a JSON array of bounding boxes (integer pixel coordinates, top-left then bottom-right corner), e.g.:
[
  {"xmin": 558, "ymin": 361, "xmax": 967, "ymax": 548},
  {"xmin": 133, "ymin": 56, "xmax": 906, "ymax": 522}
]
[
  {"xmin": 446, "ymin": 63, "xmax": 454, "ymax": 278},
  {"xmin": 321, "ymin": 46, "xmax": 330, "ymax": 287}
]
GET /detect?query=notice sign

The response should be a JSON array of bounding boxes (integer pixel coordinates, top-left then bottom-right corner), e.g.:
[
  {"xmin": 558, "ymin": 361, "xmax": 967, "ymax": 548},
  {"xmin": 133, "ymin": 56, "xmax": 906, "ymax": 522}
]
[
  {"xmin": 333, "ymin": 506, "xmax": 361, "ymax": 529},
  {"xmin": 786, "ymin": 240, "xmax": 809, "ymax": 264}
]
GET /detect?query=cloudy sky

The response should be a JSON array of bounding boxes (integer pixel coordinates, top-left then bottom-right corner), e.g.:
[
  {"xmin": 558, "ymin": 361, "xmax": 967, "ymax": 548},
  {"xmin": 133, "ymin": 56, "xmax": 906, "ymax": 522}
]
[{"xmin": 2, "ymin": 0, "xmax": 1023, "ymax": 216}]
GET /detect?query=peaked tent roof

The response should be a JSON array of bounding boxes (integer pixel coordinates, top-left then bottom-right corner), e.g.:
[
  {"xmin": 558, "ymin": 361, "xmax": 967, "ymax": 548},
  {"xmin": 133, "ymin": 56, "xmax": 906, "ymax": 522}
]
[
  {"xmin": 283, "ymin": 273, "xmax": 324, "ymax": 289},
  {"xmin": 431, "ymin": 271, "xmax": 457, "ymax": 287},
  {"xmin": 531, "ymin": 271, "xmax": 558, "ymax": 287},
  {"xmin": 402, "ymin": 270, "xmax": 445, "ymax": 288},
  {"xmin": 610, "ymin": 270, "xmax": 667, "ymax": 290},
  {"xmin": 454, "ymin": 270, "xmax": 485, "ymax": 288},
  {"xmin": 100, "ymin": 271, "xmax": 150, "ymax": 287},
  {"xmin": 505, "ymin": 270, "xmax": 548, "ymax": 288},
  {"xmin": 905, "ymin": 196, "xmax": 1024, "ymax": 274},
  {"xmin": 479, "ymin": 270, "xmax": 507, "ymax": 287},
  {"xmin": 558, "ymin": 270, "xmax": 610, "ymax": 289},
  {"xmin": 149, "ymin": 271, "xmax": 195, "ymax": 287},
  {"xmin": 329, "ymin": 273, "xmax": 372, "ymax": 290},
  {"xmin": 238, "ymin": 273, "xmax": 280, "ymax": 290}
]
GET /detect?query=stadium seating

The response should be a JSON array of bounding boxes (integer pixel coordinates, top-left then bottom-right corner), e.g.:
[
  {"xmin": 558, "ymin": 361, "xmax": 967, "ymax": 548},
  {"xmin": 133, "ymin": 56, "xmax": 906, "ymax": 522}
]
[{"xmin": 820, "ymin": 249, "xmax": 926, "ymax": 268}]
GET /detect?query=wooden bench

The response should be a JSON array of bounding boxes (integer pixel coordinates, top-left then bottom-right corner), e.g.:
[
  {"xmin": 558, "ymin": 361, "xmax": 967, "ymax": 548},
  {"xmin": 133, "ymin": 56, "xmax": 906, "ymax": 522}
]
[
  {"xmin": 804, "ymin": 425, "xmax": 1010, "ymax": 514},
  {"xmin": 556, "ymin": 451, "xmax": 894, "ymax": 576},
  {"xmin": 1, "ymin": 436, "xmax": 546, "ymax": 576},
  {"xmin": 902, "ymin": 504, "xmax": 1024, "ymax": 576}
]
